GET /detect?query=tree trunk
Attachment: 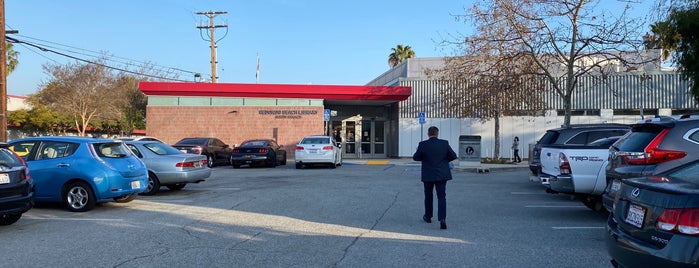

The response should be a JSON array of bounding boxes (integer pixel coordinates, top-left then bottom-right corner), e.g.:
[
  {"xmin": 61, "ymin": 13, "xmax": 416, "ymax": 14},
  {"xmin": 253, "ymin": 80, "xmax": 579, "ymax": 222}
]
[{"xmin": 494, "ymin": 114, "xmax": 501, "ymax": 159}]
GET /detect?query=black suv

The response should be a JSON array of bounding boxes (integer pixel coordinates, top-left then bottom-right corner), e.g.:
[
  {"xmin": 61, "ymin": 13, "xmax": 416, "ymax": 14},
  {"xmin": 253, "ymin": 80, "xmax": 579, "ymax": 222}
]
[
  {"xmin": 603, "ymin": 115, "xmax": 699, "ymax": 211},
  {"xmin": 0, "ymin": 143, "xmax": 34, "ymax": 225},
  {"xmin": 529, "ymin": 124, "xmax": 630, "ymax": 175}
]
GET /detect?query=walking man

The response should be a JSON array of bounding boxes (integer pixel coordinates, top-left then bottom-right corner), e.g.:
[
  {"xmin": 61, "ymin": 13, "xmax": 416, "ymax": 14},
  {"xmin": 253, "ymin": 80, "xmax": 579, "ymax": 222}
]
[{"xmin": 412, "ymin": 126, "xmax": 458, "ymax": 229}]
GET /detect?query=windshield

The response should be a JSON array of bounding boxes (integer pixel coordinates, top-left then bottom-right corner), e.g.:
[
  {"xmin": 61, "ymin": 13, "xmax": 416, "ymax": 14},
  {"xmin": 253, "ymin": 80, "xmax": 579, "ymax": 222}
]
[
  {"xmin": 177, "ymin": 138, "xmax": 207, "ymax": 145},
  {"xmin": 241, "ymin": 140, "xmax": 268, "ymax": 147}
]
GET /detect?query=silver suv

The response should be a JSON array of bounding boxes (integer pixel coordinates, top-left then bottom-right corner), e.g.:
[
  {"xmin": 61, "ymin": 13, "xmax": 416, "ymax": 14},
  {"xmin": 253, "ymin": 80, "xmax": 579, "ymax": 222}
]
[
  {"xmin": 603, "ymin": 115, "xmax": 699, "ymax": 211},
  {"xmin": 529, "ymin": 124, "xmax": 630, "ymax": 175}
]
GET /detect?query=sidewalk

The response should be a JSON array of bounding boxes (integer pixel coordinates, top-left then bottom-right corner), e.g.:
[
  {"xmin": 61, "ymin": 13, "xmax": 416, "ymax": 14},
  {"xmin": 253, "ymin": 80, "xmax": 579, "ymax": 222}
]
[{"xmin": 342, "ymin": 158, "xmax": 529, "ymax": 173}]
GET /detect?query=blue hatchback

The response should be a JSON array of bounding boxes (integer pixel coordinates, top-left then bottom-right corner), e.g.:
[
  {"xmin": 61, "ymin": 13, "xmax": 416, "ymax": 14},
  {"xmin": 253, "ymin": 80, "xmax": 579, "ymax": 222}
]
[{"xmin": 8, "ymin": 136, "xmax": 148, "ymax": 212}]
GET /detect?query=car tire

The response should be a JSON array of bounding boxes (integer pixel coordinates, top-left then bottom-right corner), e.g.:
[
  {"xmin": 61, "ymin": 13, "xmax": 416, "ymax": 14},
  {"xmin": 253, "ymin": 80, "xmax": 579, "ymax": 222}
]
[
  {"xmin": 167, "ymin": 183, "xmax": 186, "ymax": 191},
  {"xmin": 0, "ymin": 213, "xmax": 22, "ymax": 225},
  {"xmin": 581, "ymin": 196, "xmax": 604, "ymax": 212},
  {"xmin": 206, "ymin": 154, "xmax": 214, "ymax": 168},
  {"xmin": 269, "ymin": 153, "xmax": 278, "ymax": 167},
  {"xmin": 295, "ymin": 163, "xmax": 302, "ymax": 169},
  {"xmin": 330, "ymin": 162, "xmax": 336, "ymax": 169},
  {"xmin": 140, "ymin": 172, "xmax": 160, "ymax": 196},
  {"xmin": 232, "ymin": 163, "xmax": 241, "ymax": 169},
  {"xmin": 63, "ymin": 181, "xmax": 96, "ymax": 212},
  {"xmin": 114, "ymin": 194, "xmax": 137, "ymax": 203}
]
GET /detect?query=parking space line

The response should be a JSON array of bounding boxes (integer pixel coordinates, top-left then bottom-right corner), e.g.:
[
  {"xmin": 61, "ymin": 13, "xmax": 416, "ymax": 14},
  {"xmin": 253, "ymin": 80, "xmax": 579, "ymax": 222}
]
[
  {"xmin": 552, "ymin": 227, "xmax": 605, "ymax": 230},
  {"xmin": 511, "ymin": 192, "xmax": 547, "ymax": 195},
  {"xmin": 24, "ymin": 216, "xmax": 124, "ymax": 221},
  {"xmin": 525, "ymin": 205, "xmax": 586, "ymax": 208}
]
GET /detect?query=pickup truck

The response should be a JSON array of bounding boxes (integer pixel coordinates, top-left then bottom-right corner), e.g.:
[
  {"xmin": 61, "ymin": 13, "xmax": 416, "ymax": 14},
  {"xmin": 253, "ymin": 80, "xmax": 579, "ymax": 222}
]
[{"xmin": 538, "ymin": 136, "xmax": 621, "ymax": 211}]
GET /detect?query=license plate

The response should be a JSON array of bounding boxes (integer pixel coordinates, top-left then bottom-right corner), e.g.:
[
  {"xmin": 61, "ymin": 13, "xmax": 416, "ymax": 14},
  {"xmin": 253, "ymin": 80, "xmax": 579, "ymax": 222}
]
[
  {"xmin": 179, "ymin": 150, "xmax": 188, "ymax": 153},
  {"xmin": 131, "ymin": 180, "xmax": 141, "ymax": 189},
  {"xmin": 611, "ymin": 180, "xmax": 621, "ymax": 192},
  {"xmin": 0, "ymin": 173, "xmax": 9, "ymax": 184},
  {"xmin": 308, "ymin": 149, "xmax": 319, "ymax": 154},
  {"xmin": 625, "ymin": 204, "xmax": 646, "ymax": 228},
  {"xmin": 194, "ymin": 162, "xmax": 202, "ymax": 168}
]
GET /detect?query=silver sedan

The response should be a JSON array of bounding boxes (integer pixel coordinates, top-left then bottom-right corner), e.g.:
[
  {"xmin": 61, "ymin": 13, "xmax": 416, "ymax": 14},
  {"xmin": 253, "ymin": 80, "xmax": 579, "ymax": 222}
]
[{"xmin": 125, "ymin": 141, "xmax": 211, "ymax": 195}]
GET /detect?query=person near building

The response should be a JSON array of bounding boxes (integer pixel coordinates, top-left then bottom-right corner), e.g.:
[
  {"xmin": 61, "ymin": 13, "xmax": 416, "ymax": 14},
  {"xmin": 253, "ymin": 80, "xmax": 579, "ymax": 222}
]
[
  {"xmin": 412, "ymin": 126, "xmax": 458, "ymax": 229},
  {"xmin": 512, "ymin": 136, "xmax": 522, "ymax": 163},
  {"xmin": 333, "ymin": 130, "xmax": 342, "ymax": 143}
]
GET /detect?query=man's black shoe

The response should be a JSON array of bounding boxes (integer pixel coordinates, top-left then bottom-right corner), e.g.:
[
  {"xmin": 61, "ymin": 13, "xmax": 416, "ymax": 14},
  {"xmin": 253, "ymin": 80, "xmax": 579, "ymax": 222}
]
[
  {"xmin": 423, "ymin": 215, "xmax": 431, "ymax": 223},
  {"xmin": 440, "ymin": 220, "xmax": 447, "ymax": 229}
]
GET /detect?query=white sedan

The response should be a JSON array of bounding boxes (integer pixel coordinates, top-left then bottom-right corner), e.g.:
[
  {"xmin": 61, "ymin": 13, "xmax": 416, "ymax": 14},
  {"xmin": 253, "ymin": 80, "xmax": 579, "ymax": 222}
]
[{"xmin": 294, "ymin": 135, "xmax": 342, "ymax": 169}]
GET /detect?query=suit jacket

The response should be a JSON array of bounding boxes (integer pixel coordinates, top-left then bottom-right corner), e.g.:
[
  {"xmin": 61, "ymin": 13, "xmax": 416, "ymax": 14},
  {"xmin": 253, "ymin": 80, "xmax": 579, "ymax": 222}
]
[{"xmin": 412, "ymin": 137, "xmax": 458, "ymax": 182}]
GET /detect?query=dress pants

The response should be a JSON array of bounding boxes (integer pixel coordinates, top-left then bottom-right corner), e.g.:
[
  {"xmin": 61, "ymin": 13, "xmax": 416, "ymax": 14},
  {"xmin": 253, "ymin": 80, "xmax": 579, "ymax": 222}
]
[{"xmin": 423, "ymin": 180, "xmax": 447, "ymax": 221}]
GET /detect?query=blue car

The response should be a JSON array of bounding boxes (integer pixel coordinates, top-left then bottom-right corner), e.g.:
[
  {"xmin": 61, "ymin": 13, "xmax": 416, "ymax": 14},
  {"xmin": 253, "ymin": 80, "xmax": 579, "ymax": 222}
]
[{"xmin": 8, "ymin": 136, "xmax": 148, "ymax": 212}]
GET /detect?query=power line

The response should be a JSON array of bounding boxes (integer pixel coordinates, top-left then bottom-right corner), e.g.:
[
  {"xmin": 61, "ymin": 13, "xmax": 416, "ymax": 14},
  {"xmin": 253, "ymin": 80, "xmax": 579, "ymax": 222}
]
[{"xmin": 6, "ymin": 35, "xmax": 209, "ymax": 82}]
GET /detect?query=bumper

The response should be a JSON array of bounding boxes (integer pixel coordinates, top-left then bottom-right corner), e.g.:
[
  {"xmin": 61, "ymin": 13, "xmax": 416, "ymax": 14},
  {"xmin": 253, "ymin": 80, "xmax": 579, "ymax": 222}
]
[
  {"xmin": 0, "ymin": 191, "xmax": 34, "ymax": 215},
  {"xmin": 602, "ymin": 179, "xmax": 620, "ymax": 212},
  {"xmin": 606, "ymin": 215, "xmax": 699, "ymax": 268},
  {"xmin": 549, "ymin": 175, "xmax": 574, "ymax": 194},
  {"xmin": 155, "ymin": 168, "xmax": 211, "ymax": 185}
]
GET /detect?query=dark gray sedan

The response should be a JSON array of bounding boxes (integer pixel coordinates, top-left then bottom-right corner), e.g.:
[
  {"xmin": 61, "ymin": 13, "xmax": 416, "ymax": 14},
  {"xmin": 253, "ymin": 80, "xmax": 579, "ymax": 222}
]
[{"xmin": 125, "ymin": 141, "xmax": 211, "ymax": 195}]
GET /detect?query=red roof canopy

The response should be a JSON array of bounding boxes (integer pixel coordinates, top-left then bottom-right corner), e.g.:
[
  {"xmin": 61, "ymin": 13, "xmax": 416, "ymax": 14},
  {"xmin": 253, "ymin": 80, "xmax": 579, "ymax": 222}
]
[{"xmin": 139, "ymin": 82, "xmax": 411, "ymax": 101}]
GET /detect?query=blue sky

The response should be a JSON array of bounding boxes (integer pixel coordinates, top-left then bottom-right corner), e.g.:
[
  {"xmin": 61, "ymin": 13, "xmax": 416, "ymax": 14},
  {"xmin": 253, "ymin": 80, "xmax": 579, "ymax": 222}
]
[
  {"xmin": 6, "ymin": 0, "xmax": 474, "ymax": 96},
  {"xmin": 5, "ymin": 1, "xmax": 655, "ymax": 97}
]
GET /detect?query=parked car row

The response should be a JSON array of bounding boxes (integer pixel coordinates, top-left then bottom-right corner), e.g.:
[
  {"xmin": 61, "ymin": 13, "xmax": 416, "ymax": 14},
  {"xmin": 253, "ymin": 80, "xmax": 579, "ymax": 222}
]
[
  {"xmin": 533, "ymin": 115, "xmax": 699, "ymax": 267},
  {"xmin": 171, "ymin": 136, "xmax": 343, "ymax": 170}
]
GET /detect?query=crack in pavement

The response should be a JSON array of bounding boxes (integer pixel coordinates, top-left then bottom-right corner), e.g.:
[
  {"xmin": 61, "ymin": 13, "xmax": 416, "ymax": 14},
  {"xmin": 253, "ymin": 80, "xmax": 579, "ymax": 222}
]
[{"xmin": 333, "ymin": 190, "xmax": 400, "ymax": 267}]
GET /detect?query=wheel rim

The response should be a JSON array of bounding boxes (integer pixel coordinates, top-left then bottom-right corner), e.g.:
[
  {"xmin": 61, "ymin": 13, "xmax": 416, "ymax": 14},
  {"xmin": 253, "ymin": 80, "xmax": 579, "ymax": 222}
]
[
  {"xmin": 67, "ymin": 186, "xmax": 89, "ymax": 209},
  {"xmin": 147, "ymin": 177, "xmax": 155, "ymax": 192},
  {"xmin": 207, "ymin": 155, "xmax": 213, "ymax": 167}
]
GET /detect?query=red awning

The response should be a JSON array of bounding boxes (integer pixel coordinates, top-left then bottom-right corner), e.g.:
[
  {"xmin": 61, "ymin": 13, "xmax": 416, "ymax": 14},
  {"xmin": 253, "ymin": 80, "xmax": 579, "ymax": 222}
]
[{"xmin": 138, "ymin": 82, "xmax": 411, "ymax": 101}]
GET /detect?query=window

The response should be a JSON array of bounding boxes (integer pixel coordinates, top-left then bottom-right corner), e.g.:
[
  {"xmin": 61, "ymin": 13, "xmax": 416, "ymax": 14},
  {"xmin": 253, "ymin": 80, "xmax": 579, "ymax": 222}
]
[{"xmin": 38, "ymin": 142, "xmax": 77, "ymax": 160}]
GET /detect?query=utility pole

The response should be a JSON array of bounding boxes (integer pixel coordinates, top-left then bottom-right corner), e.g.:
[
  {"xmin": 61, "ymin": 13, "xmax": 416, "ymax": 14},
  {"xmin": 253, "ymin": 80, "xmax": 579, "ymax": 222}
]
[
  {"xmin": 195, "ymin": 10, "xmax": 228, "ymax": 83},
  {"xmin": 0, "ymin": 0, "xmax": 7, "ymax": 141}
]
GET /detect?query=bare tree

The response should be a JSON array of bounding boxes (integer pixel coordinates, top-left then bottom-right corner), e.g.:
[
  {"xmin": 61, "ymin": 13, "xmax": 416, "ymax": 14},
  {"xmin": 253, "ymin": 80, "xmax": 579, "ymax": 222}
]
[
  {"xmin": 430, "ymin": 9, "xmax": 547, "ymax": 159},
  {"xmin": 38, "ymin": 60, "xmax": 122, "ymax": 136},
  {"xmin": 446, "ymin": 0, "xmax": 651, "ymax": 127}
]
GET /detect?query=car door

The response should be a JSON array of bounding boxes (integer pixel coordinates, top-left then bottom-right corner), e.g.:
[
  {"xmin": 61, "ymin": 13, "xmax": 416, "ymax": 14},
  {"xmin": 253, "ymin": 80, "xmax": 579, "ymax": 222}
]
[
  {"xmin": 211, "ymin": 138, "xmax": 231, "ymax": 162},
  {"xmin": 23, "ymin": 141, "xmax": 78, "ymax": 200}
]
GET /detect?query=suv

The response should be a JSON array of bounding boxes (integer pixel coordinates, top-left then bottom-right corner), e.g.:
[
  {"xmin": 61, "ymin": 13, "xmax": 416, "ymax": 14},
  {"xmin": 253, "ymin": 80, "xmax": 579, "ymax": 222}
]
[
  {"xmin": 0, "ymin": 143, "xmax": 33, "ymax": 225},
  {"xmin": 172, "ymin": 137, "xmax": 233, "ymax": 168},
  {"xmin": 603, "ymin": 115, "xmax": 699, "ymax": 211},
  {"xmin": 530, "ymin": 124, "xmax": 630, "ymax": 176}
]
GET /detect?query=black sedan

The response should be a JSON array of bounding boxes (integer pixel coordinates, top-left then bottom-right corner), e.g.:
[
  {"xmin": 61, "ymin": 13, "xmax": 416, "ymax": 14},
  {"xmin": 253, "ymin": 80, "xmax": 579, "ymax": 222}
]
[
  {"xmin": 606, "ymin": 160, "xmax": 699, "ymax": 268},
  {"xmin": 229, "ymin": 139, "xmax": 287, "ymax": 168},
  {"xmin": 172, "ymin": 137, "xmax": 232, "ymax": 168}
]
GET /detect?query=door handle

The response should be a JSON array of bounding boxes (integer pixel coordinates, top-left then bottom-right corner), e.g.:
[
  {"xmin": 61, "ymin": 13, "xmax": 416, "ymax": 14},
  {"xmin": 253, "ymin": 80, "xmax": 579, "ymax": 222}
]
[{"xmin": 57, "ymin": 163, "xmax": 70, "ymax": 167}]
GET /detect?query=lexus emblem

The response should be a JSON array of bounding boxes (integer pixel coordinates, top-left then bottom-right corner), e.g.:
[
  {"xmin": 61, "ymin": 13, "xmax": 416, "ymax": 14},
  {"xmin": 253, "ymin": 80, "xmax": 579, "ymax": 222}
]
[{"xmin": 631, "ymin": 188, "xmax": 640, "ymax": 198}]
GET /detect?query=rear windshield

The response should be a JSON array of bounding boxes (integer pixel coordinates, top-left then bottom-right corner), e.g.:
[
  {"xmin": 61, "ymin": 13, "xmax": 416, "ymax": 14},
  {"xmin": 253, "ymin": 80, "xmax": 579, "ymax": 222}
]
[
  {"xmin": 94, "ymin": 142, "xmax": 132, "ymax": 158},
  {"xmin": 143, "ymin": 142, "xmax": 183, "ymax": 155},
  {"xmin": 0, "ymin": 149, "xmax": 23, "ymax": 167},
  {"xmin": 614, "ymin": 128, "xmax": 663, "ymax": 152},
  {"xmin": 241, "ymin": 140, "xmax": 268, "ymax": 147},
  {"xmin": 537, "ymin": 131, "xmax": 559, "ymax": 145},
  {"xmin": 587, "ymin": 137, "xmax": 621, "ymax": 147},
  {"xmin": 667, "ymin": 161, "xmax": 699, "ymax": 184},
  {"xmin": 301, "ymin": 137, "xmax": 330, "ymax": 144},
  {"xmin": 177, "ymin": 138, "xmax": 207, "ymax": 145}
]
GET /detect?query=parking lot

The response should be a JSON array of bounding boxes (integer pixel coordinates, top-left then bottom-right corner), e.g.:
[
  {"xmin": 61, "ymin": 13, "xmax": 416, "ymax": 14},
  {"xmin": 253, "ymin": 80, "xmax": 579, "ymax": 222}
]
[{"xmin": 1, "ymin": 162, "xmax": 611, "ymax": 268}]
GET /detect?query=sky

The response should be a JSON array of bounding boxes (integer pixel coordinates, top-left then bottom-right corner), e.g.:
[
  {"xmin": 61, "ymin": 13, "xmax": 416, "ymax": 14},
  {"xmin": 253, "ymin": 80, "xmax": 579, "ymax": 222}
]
[
  {"xmin": 5, "ymin": 0, "xmax": 476, "ymax": 96},
  {"xmin": 5, "ymin": 1, "xmax": 657, "ymax": 97}
]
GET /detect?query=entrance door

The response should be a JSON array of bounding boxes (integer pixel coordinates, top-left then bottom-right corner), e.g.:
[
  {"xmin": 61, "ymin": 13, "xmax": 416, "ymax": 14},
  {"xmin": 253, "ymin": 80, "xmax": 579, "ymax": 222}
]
[{"xmin": 359, "ymin": 120, "xmax": 385, "ymax": 158}]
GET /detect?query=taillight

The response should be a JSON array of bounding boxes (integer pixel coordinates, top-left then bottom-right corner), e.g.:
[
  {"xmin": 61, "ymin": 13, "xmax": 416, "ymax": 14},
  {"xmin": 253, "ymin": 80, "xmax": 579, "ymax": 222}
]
[
  {"xmin": 657, "ymin": 208, "xmax": 699, "ymax": 235},
  {"xmin": 322, "ymin": 146, "xmax": 333, "ymax": 150},
  {"xmin": 176, "ymin": 162, "xmax": 195, "ymax": 168},
  {"xmin": 232, "ymin": 149, "xmax": 240, "ymax": 153},
  {"xmin": 296, "ymin": 146, "xmax": 304, "ymax": 151},
  {"xmin": 10, "ymin": 151, "xmax": 30, "ymax": 182},
  {"xmin": 624, "ymin": 129, "xmax": 686, "ymax": 165},
  {"xmin": 558, "ymin": 153, "xmax": 571, "ymax": 175},
  {"xmin": 259, "ymin": 148, "xmax": 267, "ymax": 153},
  {"xmin": 191, "ymin": 146, "xmax": 203, "ymax": 154}
]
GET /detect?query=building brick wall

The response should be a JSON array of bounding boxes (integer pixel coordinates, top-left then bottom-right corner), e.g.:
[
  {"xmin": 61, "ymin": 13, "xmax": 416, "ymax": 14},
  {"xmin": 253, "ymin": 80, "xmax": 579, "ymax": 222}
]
[{"xmin": 146, "ymin": 106, "xmax": 325, "ymax": 155}]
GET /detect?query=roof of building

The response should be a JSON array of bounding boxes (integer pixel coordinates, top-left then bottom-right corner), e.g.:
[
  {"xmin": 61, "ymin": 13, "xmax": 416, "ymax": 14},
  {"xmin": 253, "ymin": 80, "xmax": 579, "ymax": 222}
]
[{"xmin": 138, "ymin": 82, "xmax": 411, "ymax": 101}]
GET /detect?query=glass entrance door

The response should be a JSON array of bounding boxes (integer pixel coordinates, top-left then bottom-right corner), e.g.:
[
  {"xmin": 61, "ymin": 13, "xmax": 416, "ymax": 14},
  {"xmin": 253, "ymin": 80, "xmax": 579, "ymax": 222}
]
[{"xmin": 359, "ymin": 120, "xmax": 385, "ymax": 158}]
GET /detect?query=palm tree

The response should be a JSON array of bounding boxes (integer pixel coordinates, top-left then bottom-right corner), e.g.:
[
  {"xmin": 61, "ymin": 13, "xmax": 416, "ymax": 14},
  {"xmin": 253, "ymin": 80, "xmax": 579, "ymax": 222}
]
[
  {"xmin": 388, "ymin": 44, "xmax": 415, "ymax": 67},
  {"xmin": 6, "ymin": 43, "xmax": 19, "ymax": 75}
]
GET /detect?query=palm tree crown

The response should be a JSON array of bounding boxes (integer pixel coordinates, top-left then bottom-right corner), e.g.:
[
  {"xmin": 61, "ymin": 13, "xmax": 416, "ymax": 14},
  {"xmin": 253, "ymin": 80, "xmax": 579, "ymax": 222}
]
[{"xmin": 388, "ymin": 44, "xmax": 415, "ymax": 67}]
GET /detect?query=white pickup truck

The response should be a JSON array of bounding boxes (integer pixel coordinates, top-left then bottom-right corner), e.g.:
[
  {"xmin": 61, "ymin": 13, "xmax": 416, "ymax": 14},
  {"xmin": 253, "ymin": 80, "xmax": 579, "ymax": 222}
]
[{"xmin": 538, "ymin": 136, "xmax": 621, "ymax": 211}]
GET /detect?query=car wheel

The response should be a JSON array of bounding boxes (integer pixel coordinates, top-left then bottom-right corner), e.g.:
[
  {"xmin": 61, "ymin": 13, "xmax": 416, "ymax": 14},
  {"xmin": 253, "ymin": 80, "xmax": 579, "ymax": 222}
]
[
  {"xmin": 295, "ymin": 163, "xmax": 302, "ymax": 169},
  {"xmin": 269, "ymin": 153, "xmax": 278, "ymax": 167},
  {"xmin": 0, "ymin": 213, "xmax": 22, "ymax": 225},
  {"xmin": 114, "ymin": 194, "xmax": 137, "ymax": 203},
  {"xmin": 140, "ymin": 172, "xmax": 160, "ymax": 196},
  {"xmin": 581, "ymin": 196, "xmax": 604, "ymax": 212},
  {"xmin": 63, "ymin": 181, "xmax": 96, "ymax": 212},
  {"xmin": 206, "ymin": 154, "xmax": 214, "ymax": 168},
  {"xmin": 232, "ymin": 163, "xmax": 241, "ymax": 169},
  {"xmin": 167, "ymin": 183, "xmax": 186, "ymax": 191}
]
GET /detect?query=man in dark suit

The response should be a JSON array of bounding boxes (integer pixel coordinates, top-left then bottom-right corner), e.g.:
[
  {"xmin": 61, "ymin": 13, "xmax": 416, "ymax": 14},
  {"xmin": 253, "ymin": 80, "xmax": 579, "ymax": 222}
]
[{"xmin": 412, "ymin": 126, "xmax": 458, "ymax": 229}]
